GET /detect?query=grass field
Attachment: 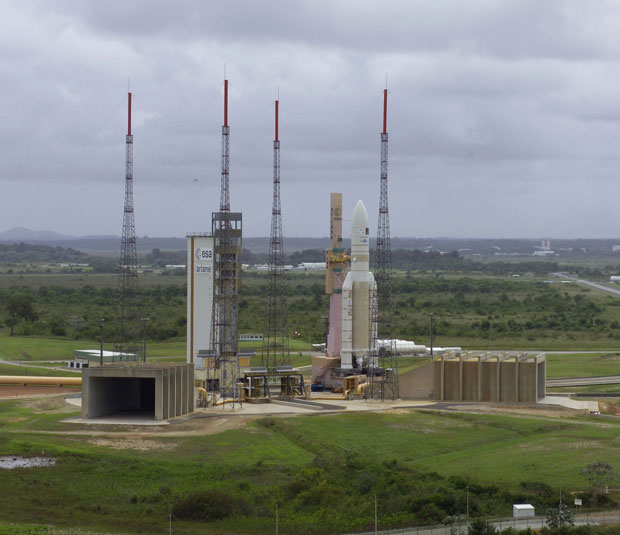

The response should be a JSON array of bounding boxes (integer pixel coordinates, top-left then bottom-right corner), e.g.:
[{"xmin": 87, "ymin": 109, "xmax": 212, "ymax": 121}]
[
  {"xmin": 0, "ymin": 398, "xmax": 619, "ymax": 534},
  {"xmin": 545, "ymin": 352, "xmax": 620, "ymax": 378},
  {"xmin": 0, "ymin": 362, "xmax": 78, "ymax": 377},
  {"xmin": 0, "ymin": 336, "xmax": 188, "ymax": 362},
  {"xmin": 548, "ymin": 384, "xmax": 620, "ymax": 394}
]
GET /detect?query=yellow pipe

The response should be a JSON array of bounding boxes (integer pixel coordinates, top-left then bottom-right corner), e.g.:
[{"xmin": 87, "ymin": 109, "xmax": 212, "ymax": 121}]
[
  {"xmin": 356, "ymin": 382, "xmax": 369, "ymax": 395},
  {"xmin": 214, "ymin": 398, "xmax": 240, "ymax": 406},
  {"xmin": 197, "ymin": 387, "xmax": 207, "ymax": 401},
  {"xmin": 0, "ymin": 376, "xmax": 81, "ymax": 386}
]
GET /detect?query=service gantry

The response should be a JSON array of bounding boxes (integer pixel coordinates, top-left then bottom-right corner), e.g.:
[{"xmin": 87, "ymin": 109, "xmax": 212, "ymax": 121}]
[{"xmin": 208, "ymin": 79, "xmax": 243, "ymax": 405}]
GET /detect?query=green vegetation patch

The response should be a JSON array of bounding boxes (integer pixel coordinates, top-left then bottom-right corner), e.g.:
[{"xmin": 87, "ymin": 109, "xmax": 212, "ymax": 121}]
[
  {"xmin": 546, "ymin": 353, "xmax": 620, "ymax": 379},
  {"xmin": 0, "ymin": 400, "xmax": 619, "ymax": 534},
  {"xmin": 0, "ymin": 362, "xmax": 78, "ymax": 377}
]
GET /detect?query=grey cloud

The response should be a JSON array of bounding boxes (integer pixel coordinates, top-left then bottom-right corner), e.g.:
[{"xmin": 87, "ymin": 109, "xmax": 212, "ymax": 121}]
[{"xmin": 3, "ymin": 1, "xmax": 620, "ymax": 238}]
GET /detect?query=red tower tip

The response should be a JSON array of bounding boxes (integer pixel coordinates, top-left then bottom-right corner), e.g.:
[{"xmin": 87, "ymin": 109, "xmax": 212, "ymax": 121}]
[
  {"xmin": 275, "ymin": 100, "xmax": 279, "ymax": 142},
  {"xmin": 224, "ymin": 79, "xmax": 228, "ymax": 127},
  {"xmin": 382, "ymin": 89, "xmax": 387, "ymax": 134},
  {"xmin": 128, "ymin": 92, "xmax": 132, "ymax": 136}
]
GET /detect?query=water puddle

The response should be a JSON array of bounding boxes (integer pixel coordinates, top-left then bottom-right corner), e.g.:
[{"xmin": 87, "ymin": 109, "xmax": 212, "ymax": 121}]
[{"xmin": 0, "ymin": 456, "xmax": 56, "ymax": 469}]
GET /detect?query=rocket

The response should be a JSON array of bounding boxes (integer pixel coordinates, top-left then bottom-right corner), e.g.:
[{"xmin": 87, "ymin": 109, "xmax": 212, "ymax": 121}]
[{"xmin": 341, "ymin": 200, "xmax": 377, "ymax": 369}]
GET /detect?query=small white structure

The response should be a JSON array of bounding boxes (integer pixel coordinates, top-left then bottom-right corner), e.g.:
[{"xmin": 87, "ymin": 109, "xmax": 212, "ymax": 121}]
[
  {"xmin": 294, "ymin": 262, "xmax": 325, "ymax": 271},
  {"xmin": 513, "ymin": 504, "xmax": 535, "ymax": 519},
  {"xmin": 240, "ymin": 334, "xmax": 263, "ymax": 341}
]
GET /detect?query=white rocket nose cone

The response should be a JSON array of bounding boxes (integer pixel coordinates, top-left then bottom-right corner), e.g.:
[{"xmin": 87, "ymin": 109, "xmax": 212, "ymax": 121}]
[{"xmin": 352, "ymin": 200, "xmax": 369, "ymax": 230}]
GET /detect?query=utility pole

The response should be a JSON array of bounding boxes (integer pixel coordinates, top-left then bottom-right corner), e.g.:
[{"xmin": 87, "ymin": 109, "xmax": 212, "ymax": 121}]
[
  {"xmin": 430, "ymin": 313, "xmax": 434, "ymax": 358},
  {"xmin": 99, "ymin": 318, "xmax": 105, "ymax": 366},
  {"xmin": 374, "ymin": 494, "xmax": 378, "ymax": 535},
  {"xmin": 141, "ymin": 317, "xmax": 149, "ymax": 363},
  {"xmin": 466, "ymin": 485, "xmax": 469, "ymax": 519}
]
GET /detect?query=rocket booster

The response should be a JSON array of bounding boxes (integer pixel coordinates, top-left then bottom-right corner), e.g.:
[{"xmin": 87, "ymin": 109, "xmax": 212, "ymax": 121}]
[{"xmin": 341, "ymin": 200, "xmax": 377, "ymax": 369}]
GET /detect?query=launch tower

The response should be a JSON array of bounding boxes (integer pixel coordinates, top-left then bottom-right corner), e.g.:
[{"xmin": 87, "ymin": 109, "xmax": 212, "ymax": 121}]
[
  {"xmin": 208, "ymin": 80, "xmax": 243, "ymax": 404},
  {"xmin": 371, "ymin": 88, "xmax": 398, "ymax": 400},
  {"xmin": 116, "ymin": 92, "xmax": 142, "ymax": 361},
  {"xmin": 261, "ymin": 100, "xmax": 290, "ymax": 370}
]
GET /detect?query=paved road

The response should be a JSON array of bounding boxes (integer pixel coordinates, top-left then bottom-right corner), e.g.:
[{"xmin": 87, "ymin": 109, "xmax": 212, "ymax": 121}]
[
  {"xmin": 350, "ymin": 511, "xmax": 620, "ymax": 535},
  {"xmin": 548, "ymin": 375, "xmax": 620, "ymax": 387},
  {"xmin": 553, "ymin": 272, "xmax": 620, "ymax": 298}
]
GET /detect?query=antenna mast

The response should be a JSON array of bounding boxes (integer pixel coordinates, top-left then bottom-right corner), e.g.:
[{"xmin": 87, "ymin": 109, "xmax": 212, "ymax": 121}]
[
  {"xmin": 116, "ymin": 92, "xmax": 143, "ymax": 362},
  {"xmin": 371, "ymin": 88, "xmax": 398, "ymax": 400},
  {"xmin": 262, "ymin": 100, "xmax": 290, "ymax": 371}
]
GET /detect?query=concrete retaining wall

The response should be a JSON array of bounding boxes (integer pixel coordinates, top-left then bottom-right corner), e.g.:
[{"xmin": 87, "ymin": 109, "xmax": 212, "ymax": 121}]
[{"xmin": 431, "ymin": 353, "xmax": 545, "ymax": 404}]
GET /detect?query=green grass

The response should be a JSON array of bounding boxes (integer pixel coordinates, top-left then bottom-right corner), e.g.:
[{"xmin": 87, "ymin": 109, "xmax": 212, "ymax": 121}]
[
  {"xmin": 259, "ymin": 411, "xmax": 620, "ymax": 489},
  {"xmin": 0, "ymin": 362, "xmax": 78, "ymax": 377},
  {"xmin": 548, "ymin": 384, "xmax": 620, "ymax": 394},
  {"xmin": 546, "ymin": 352, "xmax": 620, "ymax": 378},
  {"xmin": 0, "ymin": 337, "xmax": 314, "ymax": 364},
  {"xmin": 249, "ymin": 353, "xmax": 312, "ymax": 368},
  {"xmin": 0, "ymin": 399, "xmax": 619, "ymax": 534},
  {"xmin": 0, "ymin": 337, "xmax": 94, "ymax": 361},
  {"xmin": 0, "ymin": 337, "xmax": 187, "ymax": 362}
]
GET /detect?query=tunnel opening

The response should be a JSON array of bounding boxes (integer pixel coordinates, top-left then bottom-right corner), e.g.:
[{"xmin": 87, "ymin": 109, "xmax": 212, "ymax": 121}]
[{"xmin": 87, "ymin": 376, "xmax": 156, "ymax": 421}]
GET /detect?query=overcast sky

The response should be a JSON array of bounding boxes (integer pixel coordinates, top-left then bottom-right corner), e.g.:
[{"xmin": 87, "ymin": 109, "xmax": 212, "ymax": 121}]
[{"xmin": 3, "ymin": 1, "xmax": 620, "ymax": 239}]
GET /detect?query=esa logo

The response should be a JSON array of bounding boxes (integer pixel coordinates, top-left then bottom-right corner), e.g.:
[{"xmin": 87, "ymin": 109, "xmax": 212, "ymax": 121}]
[{"xmin": 195, "ymin": 248, "xmax": 212, "ymax": 261}]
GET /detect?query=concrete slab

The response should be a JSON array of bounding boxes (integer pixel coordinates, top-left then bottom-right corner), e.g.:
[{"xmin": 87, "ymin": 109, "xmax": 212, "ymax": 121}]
[
  {"xmin": 539, "ymin": 396, "xmax": 599, "ymax": 412},
  {"xmin": 65, "ymin": 395, "xmax": 81, "ymax": 407},
  {"xmin": 196, "ymin": 398, "xmax": 435, "ymax": 416}
]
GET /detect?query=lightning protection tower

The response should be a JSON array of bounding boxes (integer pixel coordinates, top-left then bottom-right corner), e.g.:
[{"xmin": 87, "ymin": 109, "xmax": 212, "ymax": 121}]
[
  {"xmin": 261, "ymin": 100, "xmax": 290, "ymax": 370},
  {"xmin": 116, "ymin": 92, "xmax": 143, "ymax": 362},
  {"xmin": 371, "ymin": 88, "xmax": 398, "ymax": 400},
  {"xmin": 208, "ymin": 79, "xmax": 243, "ymax": 405}
]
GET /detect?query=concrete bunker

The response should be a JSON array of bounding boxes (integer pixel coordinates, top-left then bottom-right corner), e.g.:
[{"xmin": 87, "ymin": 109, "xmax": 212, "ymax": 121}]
[
  {"xmin": 398, "ymin": 352, "xmax": 546, "ymax": 404},
  {"xmin": 82, "ymin": 363, "xmax": 194, "ymax": 421}
]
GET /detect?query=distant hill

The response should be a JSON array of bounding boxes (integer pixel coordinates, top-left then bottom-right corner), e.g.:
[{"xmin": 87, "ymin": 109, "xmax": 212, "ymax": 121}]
[
  {"xmin": 0, "ymin": 242, "xmax": 88, "ymax": 263},
  {"xmin": 0, "ymin": 227, "xmax": 75, "ymax": 242},
  {"xmin": 3, "ymin": 228, "xmax": 620, "ymax": 257},
  {"xmin": 0, "ymin": 228, "xmax": 186, "ymax": 253}
]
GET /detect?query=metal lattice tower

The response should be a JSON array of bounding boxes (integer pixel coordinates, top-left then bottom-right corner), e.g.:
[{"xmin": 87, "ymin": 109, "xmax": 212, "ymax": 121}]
[
  {"xmin": 371, "ymin": 88, "xmax": 398, "ymax": 400},
  {"xmin": 116, "ymin": 92, "xmax": 142, "ymax": 362},
  {"xmin": 209, "ymin": 80, "xmax": 242, "ymax": 405},
  {"xmin": 262, "ymin": 100, "xmax": 290, "ymax": 370}
]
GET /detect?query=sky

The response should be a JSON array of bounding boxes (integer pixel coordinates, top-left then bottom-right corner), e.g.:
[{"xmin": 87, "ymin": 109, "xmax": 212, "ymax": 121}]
[{"xmin": 3, "ymin": 1, "xmax": 620, "ymax": 239}]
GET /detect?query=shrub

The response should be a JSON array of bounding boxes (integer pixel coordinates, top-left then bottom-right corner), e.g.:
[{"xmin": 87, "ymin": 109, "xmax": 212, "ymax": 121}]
[{"xmin": 172, "ymin": 489, "xmax": 247, "ymax": 521}]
